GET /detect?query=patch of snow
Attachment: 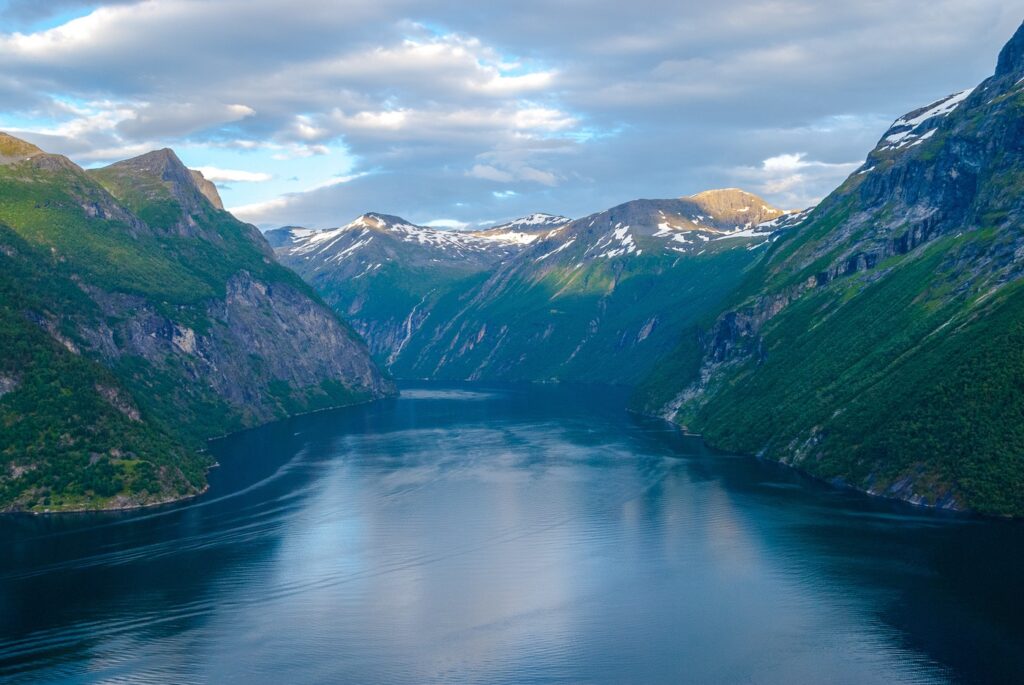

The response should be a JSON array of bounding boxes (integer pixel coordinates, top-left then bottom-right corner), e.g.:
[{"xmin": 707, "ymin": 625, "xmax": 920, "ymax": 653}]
[
  {"xmin": 894, "ymin": 88, "xmax": 972, "ymax": 129},
  {"xmin": 535, "ymin": 239, "xmax": 576, "ymax": 262},
  {"xmin": 477, "ymin": 231, "xmax": 539, "ymax": 245},
  {"xmin": 328, "ymin": 236, "xmax": 373, "ymax": 262},
  {"xmin": 715, "ymin": 227, "xmax": 759, "ymax": 240},
  {"xmin": 906, "ymin": 128, "xmax": 937, "ymax": 148},
  {"xmin": 881, "ymin": 88, "xmax": 972, "ymax": 152}
]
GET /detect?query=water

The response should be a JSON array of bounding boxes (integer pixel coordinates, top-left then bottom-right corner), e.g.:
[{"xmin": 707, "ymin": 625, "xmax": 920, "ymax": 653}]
[{"xmin": 1, "ymin": 383, "xmax": 1022, "ymax": 684}]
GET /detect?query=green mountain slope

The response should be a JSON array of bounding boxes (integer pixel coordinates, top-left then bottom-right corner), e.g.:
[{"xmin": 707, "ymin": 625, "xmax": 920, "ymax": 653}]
[
  {"xmin": 277, "ymin": 188, "xmax": 802, "ymax": 386},
  {"xmin": 633, "ymin": 22, "xmax": 1024, "ymax": 516},
  {"xmin": 0, "ymin": 136, "xmax": 393, "ymax": 512},
  {"xmin": 394, "ymin": 190, "xmax": 799, "ymax": 384},
  {"xmin": 271, "ymin": 212, "xmax": 569, "ymax": 364}
]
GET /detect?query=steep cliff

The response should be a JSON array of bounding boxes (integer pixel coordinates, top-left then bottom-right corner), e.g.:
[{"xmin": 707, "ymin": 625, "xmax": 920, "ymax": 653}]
[
  {"xmin": 272, "ymin": 212, "xmax": 569, "ymax": 362},
  {"xmin": 391, "ymin": 191, "xmax": 797, "ymax": 385},
  {"xmin": 0, "ymin": 136, "xmax": 393, "ymax": 512},
  {"xmin": 635, "ymin": 22, "xmax": 1024, "ymax": 516}
]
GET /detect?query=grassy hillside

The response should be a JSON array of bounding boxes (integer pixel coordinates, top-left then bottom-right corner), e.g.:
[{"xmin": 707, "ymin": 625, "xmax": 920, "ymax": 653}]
[
  {"xmin": 0, "ymin": 224, "xmax": 209, "ymax": 511},
  {"xmin": 0, "ymin": 140, "xmax": 389, "ymax": 512},
  {"xmin": 634, "ymin": 26, "xmax": 1024, "ymax": 516},
  {"xmin": 395, "ymin": 244, "xmax": 762, "ymax": 384}
]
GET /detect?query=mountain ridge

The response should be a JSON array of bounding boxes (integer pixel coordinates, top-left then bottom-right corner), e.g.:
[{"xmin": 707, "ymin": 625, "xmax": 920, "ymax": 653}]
[
  {"xmin": 632, "ymin": 20, "xmax": 1024, "ymax": 516},
  {"xmin": 272, "ymin": 189, "xmax": 803, "ymax": 386},
  {"xmin": 0, "ymin": 133, "xmax": 393, "ymax": 512}
]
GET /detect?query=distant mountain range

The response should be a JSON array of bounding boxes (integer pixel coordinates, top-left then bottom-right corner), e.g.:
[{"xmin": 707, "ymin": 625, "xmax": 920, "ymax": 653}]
[
  {"xmin": 267, "ymin": 212, "xmax": 570, "ymax": 363},
  {"xmin": 0, "ymin": 134, "xmax": 392, "ymax": 512},
  {"xmin": 272, "ymin": 189, "xmax": 807, "ymax": 385},
  {"xmin": 274, "ymin": 22, "xmax": 1024, "ymax": 517},
  {"xmin": 7, "ymin": 21, "xmax": 1024, "ymax": 518}
]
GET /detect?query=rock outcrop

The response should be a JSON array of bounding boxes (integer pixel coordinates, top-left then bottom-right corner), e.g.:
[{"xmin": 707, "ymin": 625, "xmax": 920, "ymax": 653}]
[
  {"xmin": 0, "ymin": 134, "xmax": 393, "ymax": 512},
  {"xmin": 635, "ymin": 21, "xmax": 1024, "ymax": 517}
]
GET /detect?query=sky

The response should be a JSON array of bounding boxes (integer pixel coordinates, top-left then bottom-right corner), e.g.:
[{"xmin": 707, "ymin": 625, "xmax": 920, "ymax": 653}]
[{"xmin": 0, "ymin": 1, "xmax": 1021, "ymax": 229}]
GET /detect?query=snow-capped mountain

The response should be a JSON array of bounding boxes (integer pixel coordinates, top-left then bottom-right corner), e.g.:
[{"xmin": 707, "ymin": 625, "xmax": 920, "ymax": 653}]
[
  {"xmin": 264, "ymin": 225, "xmax": 315, "ymax": 248},
  {"xmin": 272, "ymin": 188, "xmax": 806, "ymax": 384},
  {"xmin": 470, "ymin": 213, "xmax": 572, "ymax": 245},
  {"xmin": 516, "ymin": 189, "xmax": 799, "ymax": 269},
  {"xmin": 633, "ymin": 22, "xmax": 1024, "ymax": 515},
  {"xmin": 381, "ymin": 189, "xmax": 807, "ymax": 383},
  {"xmin": 271, "ymin": 212, "xmax": 568, "ymax": 361},
  {"xmin": 270, "ymin": 212, "xmax": 556, "ymax": 270},
  {"xmin": 870, "ymin": 89, "xmax": 973, "ymax": 156}
]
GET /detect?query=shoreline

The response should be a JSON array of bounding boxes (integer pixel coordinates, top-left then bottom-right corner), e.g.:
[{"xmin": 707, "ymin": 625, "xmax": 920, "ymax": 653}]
[
  {"xmin": 10, "ymin": 382, "xmax": 1012, "ymax": 521},
  {"xmin": 20, "ymin": 482, "xmax": 213, "ymax": 517},
  {"xmin": 625, "ymin": 407, "xmax": 1011, "ymax": 521},
  {"xmin": 6, "ymin": 392, "xmax": 397, "ymax": 517}
]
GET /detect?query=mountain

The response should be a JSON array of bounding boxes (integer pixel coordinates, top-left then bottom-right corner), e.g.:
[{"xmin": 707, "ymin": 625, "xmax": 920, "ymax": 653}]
[
  {"xmin": 272, "ymin": 212, "xmax": 569, "ymax": 361},
  {"xmin": 0, "ymin": 134, "xmax": 393, "ymax": 512},
  {"xmin": 275, "ymin": 190, "xmax": 801, "ymax": 386},
  {"xmin": 633, "ymin": 22, "xmax": 1024, "ymax": 516},
  {"xmin": 471, "ymin": 213, "xmax": 571, "ymax": 244},
  {"xmin": 265, "ymin": 225, "xmax": 315, "ymax": 248},
  {"xmin": 391, "ymin": 190, "xmax": 797, "ymax": 384}
]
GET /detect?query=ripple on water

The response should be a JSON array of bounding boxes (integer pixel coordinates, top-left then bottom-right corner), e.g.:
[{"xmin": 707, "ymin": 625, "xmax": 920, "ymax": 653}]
[{"xmin": 0, "ymin": 383, "xmax": 1019, "ymax": 684}]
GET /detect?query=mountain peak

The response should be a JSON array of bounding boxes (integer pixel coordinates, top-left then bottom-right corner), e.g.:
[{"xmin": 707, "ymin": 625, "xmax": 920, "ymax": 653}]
[
  {"xmin": 0, "ymin": 132, "xmax": 44, "ymax": 165},
  {"xmin": 349, "ymin": 213, "xmax": 420, "ymax": 231},
  {"xmin": 996, "ymin": 21, "xmax": 1024, "ymax": 77},
  {"xmin": 686, "ymin": 188, "xmax": 783, "ymax": 224},
  {"xmin": 487, "ymin": 213, "xmax": 571, "ymax": 231},
  {"xmin": 95, "ymin": 147, "xmax": 223, "ymax": 218},
  {"xmin": 107, "ymin": 148, "xmax": 189, "ymax": 179},
  {"xmin": 689, "ymin": 188, "xmax": 772, "ymax": 205}
]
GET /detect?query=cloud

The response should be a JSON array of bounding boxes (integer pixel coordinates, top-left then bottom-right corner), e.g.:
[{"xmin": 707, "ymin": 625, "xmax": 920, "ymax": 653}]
[
  {"xmin": 192, "ymin": 166, "xmax": 272, "ymax": 183},
  {"xmin": 228, "ymin": 170, "xmax": 370, "ymax": 223},
  {"xmin": 116, "ymin": 103, "xmax": 255, "ymax": 139},
  {"xmin": 228, "ymin": 195, "xmax": 291, "ymax": 222},
  {"xmin": 0, "ymin": 0, "xmax": 142, "ymax": 25},
  {"xmin": 425, "ymin": 218, "xmax": 470, "ymax": 229},
  {"xmin": 469, "ymin": 165, "xmax": 513, "ymax": 182},
  {"xmin": 731, "ymin": 153, "xmax": 861, "ymax": 209},
  {"xmin": 0, "ymin": 0, "xmax": 1019, "ymax": 227}
]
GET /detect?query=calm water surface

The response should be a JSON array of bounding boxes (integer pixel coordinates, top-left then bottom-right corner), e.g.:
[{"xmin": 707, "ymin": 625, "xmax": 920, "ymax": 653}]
[{"xmin": 1, "ymin": 383, "xmax": 1022, "ymax": 684}]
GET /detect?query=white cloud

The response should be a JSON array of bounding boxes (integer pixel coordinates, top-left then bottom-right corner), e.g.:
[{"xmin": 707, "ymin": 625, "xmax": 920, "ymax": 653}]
[
  {"xmin": 229, "ymin": 195, "xmax": 291, "ymax": 222},
  {"xmin": 228, "ymin": 171, "xmax": 370, "ymax": 223},
  {"xmin": 193, "ymin": 166, "xmax": 272, "ymax": 183},
  {"xmin": 117, "ymin": 103, "xmax": 254, "ymax": 139},
  {"xmin": 0, "ymin": 0, "xmax": 1018, "ymax": 226},
  {"xmin": 731, "ymin": 153, "xmax": 861, "ymax": 209},
  {"xmin": 469, "ymin": 164, "xmax": 514, "ymax": 182},
  {"xmin": 425, "ymin": 218, "xmax": 470, "ymax": 230},
  {"xmin": 467, "ymin": 162, "xmax": 559, "ymax": 186}
]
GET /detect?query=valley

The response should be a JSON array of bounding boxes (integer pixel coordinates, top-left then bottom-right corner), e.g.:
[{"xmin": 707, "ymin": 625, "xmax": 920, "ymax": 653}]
[
  {"xmin": 2, "ymin": 6, "xmax": 1024, "ymax": 685},
  {"xmin": 4, "ymin": 19, "xmax": 1024, "ymax": 522},
  {"xmin": 269, "ymin": 23, "xmax": 1024, "ymax": 518},
  {"xmin": 273, "ymin": 189, "xmax": 807, "ymax": 386}
]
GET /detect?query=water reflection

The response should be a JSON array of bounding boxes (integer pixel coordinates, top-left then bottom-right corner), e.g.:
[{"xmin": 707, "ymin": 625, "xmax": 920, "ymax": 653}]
[{"xmin": 0, "ymin": 383, "xmax": 1020, "ymax": 683}]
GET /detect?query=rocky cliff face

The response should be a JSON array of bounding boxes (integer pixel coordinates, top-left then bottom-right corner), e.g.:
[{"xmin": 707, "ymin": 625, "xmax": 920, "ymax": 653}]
[
  {"xmin": 387, "ymin": 191, "xmax": 797, "ymax": 384},
  {"xmin": 274, "ymin": 190, "xmax": 799, "ymax": 386},
  {"xmin": 0, "ymin": 136, "xmax": 393, "ymax": 512},
  {"xmin": 636, "ymin": 21, "xmax": 1024, "ymax": 517},
  {"xmin": 189, "ymin": 169, "xmax": 224, "ymax": 210},
  {"xmin": 273, "ymin": 213, "xmax": 564, "ymax": 360}
]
